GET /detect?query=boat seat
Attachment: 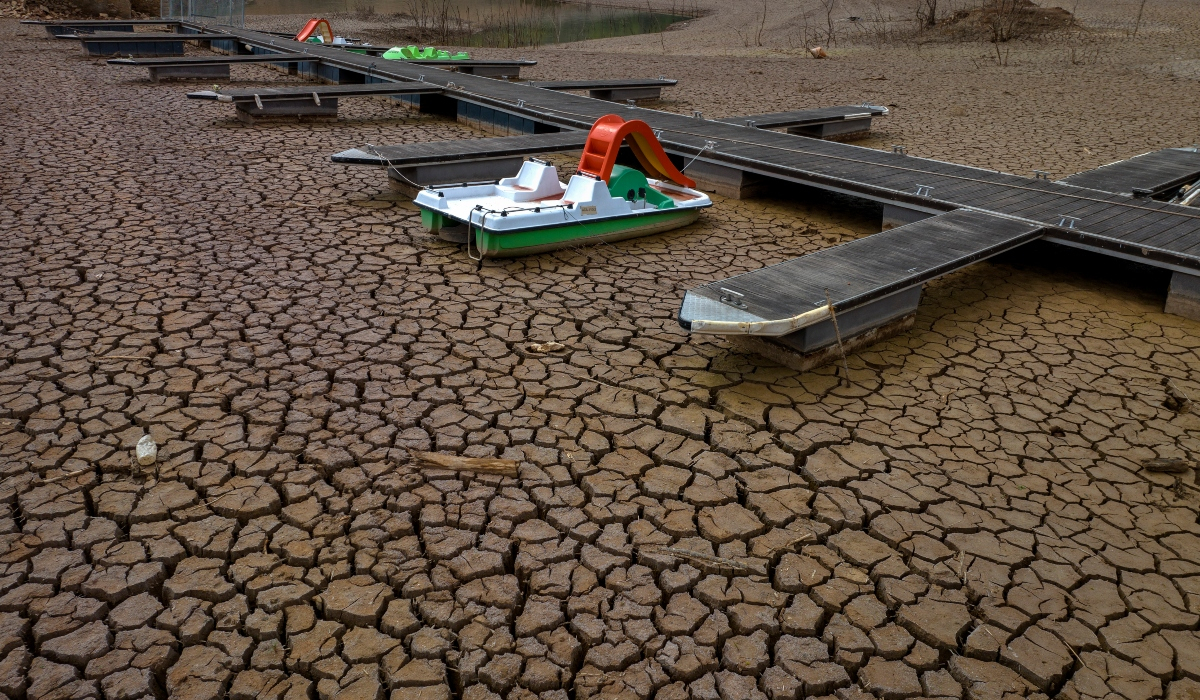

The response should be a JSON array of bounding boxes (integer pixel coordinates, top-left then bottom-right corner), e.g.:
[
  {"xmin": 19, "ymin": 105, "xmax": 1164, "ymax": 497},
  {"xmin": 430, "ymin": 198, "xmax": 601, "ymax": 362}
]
[
  {"xmin": 561, "ymin": 174, "xmax": 629, "ymax": 216},
  {"xmin": 497, "ymin": 160, "xmax": 566, "ymax": 202}
]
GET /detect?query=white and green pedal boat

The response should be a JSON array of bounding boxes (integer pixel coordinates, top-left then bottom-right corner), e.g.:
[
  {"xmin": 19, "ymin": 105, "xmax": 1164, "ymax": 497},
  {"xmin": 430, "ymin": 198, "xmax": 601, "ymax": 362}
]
[{"xmin": 414, "ymin": 114, "xmax": 712, "ymax": 260}]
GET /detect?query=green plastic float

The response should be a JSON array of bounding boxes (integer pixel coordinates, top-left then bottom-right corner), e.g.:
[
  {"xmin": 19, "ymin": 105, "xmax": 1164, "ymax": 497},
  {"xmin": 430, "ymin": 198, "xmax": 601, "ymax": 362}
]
[{"xmin": 382, "ymin": 45, "xmax": 470, "ymax": 60}]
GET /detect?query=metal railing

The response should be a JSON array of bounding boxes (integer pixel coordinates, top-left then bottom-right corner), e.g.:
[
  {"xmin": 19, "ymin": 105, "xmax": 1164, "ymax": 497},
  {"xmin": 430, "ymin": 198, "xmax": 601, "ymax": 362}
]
[{"xmin": 161, "ymin": 0, "xmax": 244, "ymax": 28}]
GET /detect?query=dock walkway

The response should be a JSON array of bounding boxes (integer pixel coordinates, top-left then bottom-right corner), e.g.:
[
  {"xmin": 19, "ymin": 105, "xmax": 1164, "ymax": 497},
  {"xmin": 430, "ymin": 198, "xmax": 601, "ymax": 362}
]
[{"xmin": 178, "ymin": 23, "xmax": 1200, "ymax": 355}]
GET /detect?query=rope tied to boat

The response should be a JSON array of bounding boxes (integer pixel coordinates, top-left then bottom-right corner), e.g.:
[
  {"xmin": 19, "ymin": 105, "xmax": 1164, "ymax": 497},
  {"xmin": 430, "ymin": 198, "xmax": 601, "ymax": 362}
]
[{"xmin": 680, "ymin": 140, "xmax": 718, "ymax": 173}]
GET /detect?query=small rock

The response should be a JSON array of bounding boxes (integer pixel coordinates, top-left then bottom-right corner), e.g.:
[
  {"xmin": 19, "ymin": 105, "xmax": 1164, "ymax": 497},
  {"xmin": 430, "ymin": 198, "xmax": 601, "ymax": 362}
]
[{"xmin": 135, "ymin": 435, "xmax": 157, "ymax": 467}]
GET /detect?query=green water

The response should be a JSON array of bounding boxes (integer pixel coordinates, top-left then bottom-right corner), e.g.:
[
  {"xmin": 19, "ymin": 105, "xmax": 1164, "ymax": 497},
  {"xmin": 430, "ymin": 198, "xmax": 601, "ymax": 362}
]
[{"xmin": 246, "ymin": 0, "xmax": 693, "ymax": 47}]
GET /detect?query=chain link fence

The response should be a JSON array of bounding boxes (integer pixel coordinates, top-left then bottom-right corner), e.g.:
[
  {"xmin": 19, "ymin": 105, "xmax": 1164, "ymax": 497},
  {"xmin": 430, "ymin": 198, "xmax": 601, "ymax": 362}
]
[{"xmin": 161, "ymin": 0, "xmax": 245, "ymax": 28}]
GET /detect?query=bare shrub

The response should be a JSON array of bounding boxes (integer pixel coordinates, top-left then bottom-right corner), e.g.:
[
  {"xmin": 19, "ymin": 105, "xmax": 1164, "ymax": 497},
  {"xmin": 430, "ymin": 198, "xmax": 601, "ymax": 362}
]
[
  {"xmin": 916, "ymin": 0, "xmax": 938, "ymax": 28},
  {"xmin": 401, "ymin": 0, "xmax": 466, "ymax": 45},
  {"xmin": 937, "ymin": 0, "xmax": 1073, "ymax": 42}
]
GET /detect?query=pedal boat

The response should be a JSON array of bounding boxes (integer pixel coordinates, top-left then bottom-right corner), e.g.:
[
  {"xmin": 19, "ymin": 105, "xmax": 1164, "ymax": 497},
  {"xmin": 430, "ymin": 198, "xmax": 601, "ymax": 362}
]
[{"xmin": 413, "ymin": 114, "xmax": 712, "ymax": 260}]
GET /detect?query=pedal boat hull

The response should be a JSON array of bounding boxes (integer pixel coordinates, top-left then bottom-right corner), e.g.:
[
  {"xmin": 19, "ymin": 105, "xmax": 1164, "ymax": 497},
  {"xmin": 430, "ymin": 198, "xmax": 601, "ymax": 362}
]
[{"xmin": 421, "ymin": 205, "xmax": 701, "ymax": 258}]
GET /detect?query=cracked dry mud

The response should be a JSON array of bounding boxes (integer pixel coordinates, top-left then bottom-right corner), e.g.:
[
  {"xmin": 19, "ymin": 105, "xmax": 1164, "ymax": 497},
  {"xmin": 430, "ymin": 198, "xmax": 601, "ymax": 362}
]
[{"xmin": 2, "ymin": 14, "xmax": 1200, "ymax": 700}]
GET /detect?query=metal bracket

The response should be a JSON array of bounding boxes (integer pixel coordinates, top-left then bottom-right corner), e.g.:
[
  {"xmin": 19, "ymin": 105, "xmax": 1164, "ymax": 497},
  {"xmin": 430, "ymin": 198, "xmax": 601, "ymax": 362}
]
[
  {"xmin": 693, "ymin": 110, "xmax": 703, "ymax": 119},
  {"xmin": 892, "ymin": 145, "xmax": 907, "ymax": 155},
  {"xmin": 1033, "ymin": 170, "xmax": 1050, "ymax": 180},
  {"xmin": 915, "ymin": 184, "xmax": 933, "ymax": 197},
  {"xmin": 653, "ymin": 130, "xmax": 663, "ymax": 140},
  {"xmin": 517, "ymin": 99, "xmax": 525, "ymax": 108},
  {"xmin": 718, "ymin": 288, "xmax": 746, "ymax": 308},
  {"xmin": 627, "ymin": 99, "xmax": 636, "ymax": 108},
  {"xmin": 1058, "ymin": 215, "xmax": 1080, "ymax": 229},
  {"xmin": 745, "ymin": 119, "xmax": 758, "ymax": 128}
]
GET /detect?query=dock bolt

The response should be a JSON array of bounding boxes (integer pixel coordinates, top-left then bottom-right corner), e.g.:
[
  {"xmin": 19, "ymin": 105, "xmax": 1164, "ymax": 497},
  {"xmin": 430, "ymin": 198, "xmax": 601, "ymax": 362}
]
[{"xmin": 718, "ymin": 288, "xmax": 747, "ymax": 309}]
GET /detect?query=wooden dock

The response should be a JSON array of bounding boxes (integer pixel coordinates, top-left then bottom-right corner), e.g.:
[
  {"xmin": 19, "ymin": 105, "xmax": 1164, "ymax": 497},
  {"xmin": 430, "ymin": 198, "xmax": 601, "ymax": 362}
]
[
  {"xmin": 22, "ymin": 18, "xmax": 179, "ymax": 36},
  {"xmin": 332, "ymin": 132, "xmax": 589, "ymax": 167},
  {"xmin": 109, "ymin": 54, "xmax": 321, "ymax": 82},
  {"xmin": 714, "ymin": 105, "xmax": 887, "ymax": 139},
  {"xmin": 187, "ymin": 83, "xmax": 442, "ymax": 123},
  {"xmin": 332, "ymin": 132, "xmax": 590, "ymax": 193},
  {"xmin": 74, "ymin": 31, "xmax": 231, "ymax": 57},
  {"xmin": 331, "ymin": 103, "xmax": 895, "ymax": 194},
  {"xmin": 333, "ymin": 105, "xmax": 895, "ymax": 196},
  {"xmin": 109, "ymin": 55, "xmax": 318, "ymax": 66},
  {"xmin": 1057, "ymin": 148, "xmax": 1200, "ymax": 197},
  {"xmin": 678, "ymin": 210, "xmax": 1044, "ymax": 370},
  {"xmin": 156, "ymin": 23, "xmax": 1200, "ymax": 355},
  {"xmin": 525, "ymin": 78, "xmax": 677, "ymax": 102}
]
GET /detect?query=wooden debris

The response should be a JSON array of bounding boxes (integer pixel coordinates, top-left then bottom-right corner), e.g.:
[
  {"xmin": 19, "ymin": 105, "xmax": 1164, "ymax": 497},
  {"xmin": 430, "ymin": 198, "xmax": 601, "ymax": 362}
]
[
  {"xmin": 411, "ymin": 451, "xmax": 519, "ymax": 477},
  {"xmin": 642, "ymin": 545, "xmax": 767, "ymax": 576},
  {"xmin": 36, "ymin": 467, "xmax": 94, "ymax": 486},
  {"xmin": 1143, "ymin": 457, "xmax": 1192, "ymax": 474},
  {"xmin": 527, "ymin": 341, "xmax": 567, "ymax": 353}
]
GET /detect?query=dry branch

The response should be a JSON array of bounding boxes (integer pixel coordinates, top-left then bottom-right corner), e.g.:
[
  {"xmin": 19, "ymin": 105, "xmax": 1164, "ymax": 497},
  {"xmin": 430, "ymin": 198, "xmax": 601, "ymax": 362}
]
[
  {"xmin": 412, "ymin": 451, "xmax": 519, "ymax": 477},
  {"xmin": 36, "ymin": 467, "xmax": 95, "ymax": 485},
  {"xmin": 645, "ymin": 546, "xmax": 763, "ymax": 575}
]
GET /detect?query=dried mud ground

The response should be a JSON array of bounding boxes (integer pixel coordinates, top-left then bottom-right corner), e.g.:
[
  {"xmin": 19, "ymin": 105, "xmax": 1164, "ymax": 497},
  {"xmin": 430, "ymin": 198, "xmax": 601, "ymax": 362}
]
[{"xmin": 2, "ymin": 10, "xmax": 1200, "ymax": 700}]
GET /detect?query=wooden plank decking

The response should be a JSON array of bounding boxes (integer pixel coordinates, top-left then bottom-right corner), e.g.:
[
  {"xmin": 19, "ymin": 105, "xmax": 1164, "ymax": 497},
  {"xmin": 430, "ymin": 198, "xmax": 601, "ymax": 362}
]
[
  {"xmin": 331, "ymin": 106, "xmax": 893, "ymax": 169},
  {"xmin": 715, "ymin": 105, "xmax": 887, "ymax": 129},
  {"xmin": 189, "ymin": 24, "xmax": 1200, "ymax": 279},
  {"xmin": 677, "ymin": 210, "xmax": 1043, "ymax": 331},
  {"xmin": 332, "ymin": 132, "xmax": 590, "ymax": 167},
  {"xmin": 1058, "ymin": 148, "xmax": 1200, "ymax": 197},
  {"xmin": 525, "ymin": 79, "xmax": 677, "ymax": 91},
  {"xmin": 109, "ymin": 54, "xmax": 318, "ymax": 66},
  {"xmin": 187, "ymin": 82, "xmax": 441, "ymax": 103}
]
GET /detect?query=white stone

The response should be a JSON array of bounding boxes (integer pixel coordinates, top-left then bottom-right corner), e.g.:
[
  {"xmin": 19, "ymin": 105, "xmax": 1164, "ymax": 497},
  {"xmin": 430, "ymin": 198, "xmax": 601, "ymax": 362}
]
[{"xmin": 136, "ymin": 434, "xmax": 158, "ymax": 466}]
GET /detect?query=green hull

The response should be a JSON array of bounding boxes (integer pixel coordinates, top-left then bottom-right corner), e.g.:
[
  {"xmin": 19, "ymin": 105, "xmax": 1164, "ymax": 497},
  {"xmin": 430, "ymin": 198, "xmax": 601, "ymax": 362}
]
[{"xmin": 421, "ymin": 208, "xmax": 701, "ymax": 258}]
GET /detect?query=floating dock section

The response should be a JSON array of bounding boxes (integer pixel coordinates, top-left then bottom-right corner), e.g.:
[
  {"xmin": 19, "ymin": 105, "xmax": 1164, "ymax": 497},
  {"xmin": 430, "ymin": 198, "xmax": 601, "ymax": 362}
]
[{"xmin": 123, "ymin": 20, "xmax": 1200, "ymax": 366}]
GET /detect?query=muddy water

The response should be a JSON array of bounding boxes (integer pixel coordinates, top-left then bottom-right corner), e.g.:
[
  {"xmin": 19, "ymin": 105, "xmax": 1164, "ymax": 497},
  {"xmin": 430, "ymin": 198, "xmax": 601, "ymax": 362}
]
[{"xmin": 246, "ymin": 0, "xmax": 692, "ymax": 47}]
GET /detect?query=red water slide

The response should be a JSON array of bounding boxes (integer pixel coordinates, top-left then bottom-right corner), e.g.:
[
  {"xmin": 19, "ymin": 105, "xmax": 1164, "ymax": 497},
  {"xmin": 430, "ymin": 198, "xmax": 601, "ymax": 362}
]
[
  {"xmin": 577, "ymin": 114, "xmax": 696, "ymax": 188},
  {"xmin": 294, "ymin": 18, "xmax": 333, "ymax": 43}
]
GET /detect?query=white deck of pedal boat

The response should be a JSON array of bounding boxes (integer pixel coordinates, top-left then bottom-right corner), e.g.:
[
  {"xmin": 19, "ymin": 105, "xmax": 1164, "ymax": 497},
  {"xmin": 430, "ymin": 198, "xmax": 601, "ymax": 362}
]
[{"xmin": 414, "ymin": 160, "xmax": 711, "ymax": 232}]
